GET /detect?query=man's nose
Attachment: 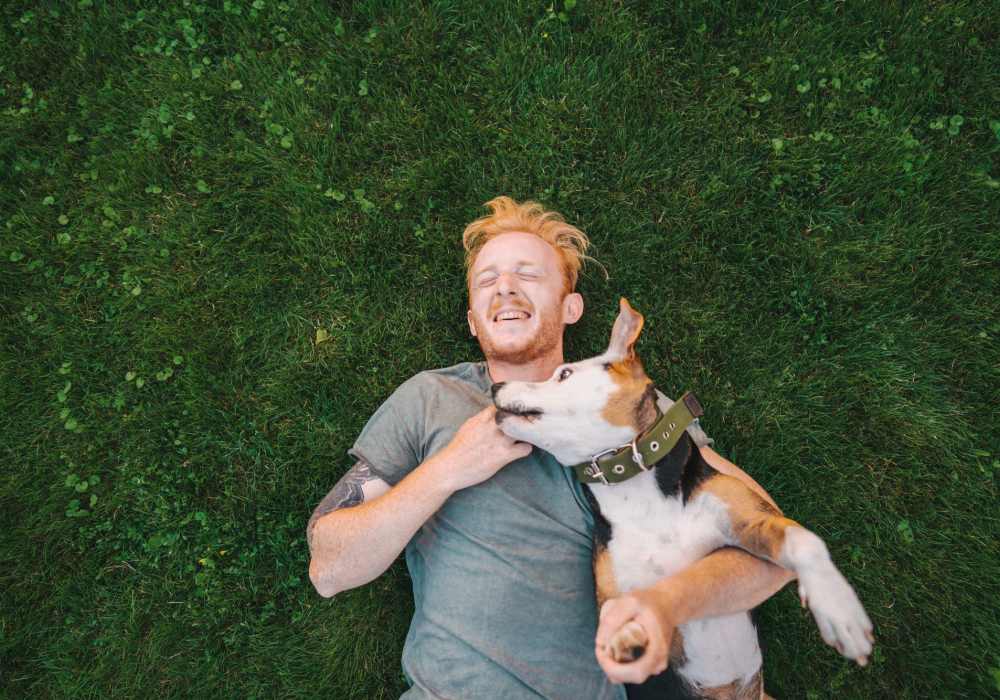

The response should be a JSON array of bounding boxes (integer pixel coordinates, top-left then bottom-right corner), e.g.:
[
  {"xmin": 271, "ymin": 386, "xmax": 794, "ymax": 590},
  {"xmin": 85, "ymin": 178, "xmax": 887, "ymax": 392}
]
[{"xmin": 495, "ymin": 272, "xmax": 520, "ymax": 296}]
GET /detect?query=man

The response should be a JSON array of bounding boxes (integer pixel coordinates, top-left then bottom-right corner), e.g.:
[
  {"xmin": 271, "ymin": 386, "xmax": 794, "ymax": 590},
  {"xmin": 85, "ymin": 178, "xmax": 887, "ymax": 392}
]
[{"xmin": 307, "ymin": 196, "xmax": 794, "ymax": 698}]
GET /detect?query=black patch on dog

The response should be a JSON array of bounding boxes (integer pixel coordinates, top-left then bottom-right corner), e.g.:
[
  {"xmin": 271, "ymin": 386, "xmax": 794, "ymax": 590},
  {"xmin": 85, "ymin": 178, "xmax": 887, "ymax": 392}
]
[
  {"xmin": 625, "ymin": 664, "xmax": 698, "ymax": 700},
  {"xmin": 582, "ymin": 483, "xmax": 612, "ymax": 548},
  {"xmin": 649, "ymin": 432, "xmax": 718, "ymax": 503},
  {"xmin": 650, "ymin": 431, "xmax": 690, "ymax": 496},
  {"xmin": 680, "ymin": 443, "xmax": 716, "ymax": 504}
]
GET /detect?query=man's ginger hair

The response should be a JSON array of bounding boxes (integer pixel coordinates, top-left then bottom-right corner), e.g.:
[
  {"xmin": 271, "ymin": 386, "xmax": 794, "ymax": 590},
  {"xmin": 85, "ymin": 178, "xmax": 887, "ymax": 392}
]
[{"xmin": 462, "ymin": 196, "xmax": 595, "ymax": 295}]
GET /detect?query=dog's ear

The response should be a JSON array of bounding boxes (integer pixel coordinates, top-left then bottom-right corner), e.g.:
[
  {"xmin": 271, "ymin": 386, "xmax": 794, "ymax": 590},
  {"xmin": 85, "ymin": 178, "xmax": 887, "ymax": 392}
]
[{"xmin": 607, "ymin": 297, "xmax": 644, "ymax": 359}]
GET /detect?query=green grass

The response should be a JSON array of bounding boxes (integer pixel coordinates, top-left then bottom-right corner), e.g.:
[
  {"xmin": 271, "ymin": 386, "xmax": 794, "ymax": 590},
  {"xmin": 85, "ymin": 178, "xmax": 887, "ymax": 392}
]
[{"xmin": 2, "ymin": 0, "xmax": 998, "ymax": 697}]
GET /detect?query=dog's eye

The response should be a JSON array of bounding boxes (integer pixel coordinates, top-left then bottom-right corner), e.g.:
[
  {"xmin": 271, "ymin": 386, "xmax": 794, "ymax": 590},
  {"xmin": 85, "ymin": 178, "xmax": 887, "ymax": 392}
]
[{"xmin": 558, "ymin": 367, "xmax": 573, "ymax": 382}]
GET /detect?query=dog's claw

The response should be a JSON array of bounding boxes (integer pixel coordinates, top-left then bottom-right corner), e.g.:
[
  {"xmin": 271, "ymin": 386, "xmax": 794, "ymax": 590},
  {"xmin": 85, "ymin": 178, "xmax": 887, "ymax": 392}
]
[{"xmin": 857, "ymin": 656, "xmax": 868, "ymax": 667}]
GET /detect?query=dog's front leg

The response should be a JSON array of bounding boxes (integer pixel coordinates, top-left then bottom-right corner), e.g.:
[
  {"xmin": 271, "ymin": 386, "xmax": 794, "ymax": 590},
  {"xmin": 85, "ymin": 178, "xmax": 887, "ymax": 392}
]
[{"xmin": 694, "ymin": 474, "xmax": 875, "ymax": 666}]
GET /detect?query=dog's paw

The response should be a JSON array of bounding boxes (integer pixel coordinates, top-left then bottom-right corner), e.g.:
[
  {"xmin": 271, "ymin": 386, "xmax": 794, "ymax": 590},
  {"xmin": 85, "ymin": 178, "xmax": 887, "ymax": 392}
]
[
  {"xmin": 798, "ymin": 565, "xmax": 875, "ymax": 666},
  {"xmin": 607, "ymin": 620, "xmax": 649, "ymax": 663}
]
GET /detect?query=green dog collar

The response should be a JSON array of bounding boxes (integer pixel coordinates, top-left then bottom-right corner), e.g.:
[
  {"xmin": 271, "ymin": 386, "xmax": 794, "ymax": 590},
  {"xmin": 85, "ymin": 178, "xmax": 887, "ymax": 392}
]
[{"xmin": 571, "ymin": 392, "xmax": 704, "ymax": 485}]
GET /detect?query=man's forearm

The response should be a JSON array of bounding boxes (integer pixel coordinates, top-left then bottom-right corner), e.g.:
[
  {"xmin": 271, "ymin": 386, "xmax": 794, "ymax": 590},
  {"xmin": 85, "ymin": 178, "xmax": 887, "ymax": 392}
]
[
  {"xmin": 308, "ymin": 452, "xmax": 458, "ymax": 598},
  {"xmin": 648, "ymin": 547, "xmax": 795, "ymax": 626}
]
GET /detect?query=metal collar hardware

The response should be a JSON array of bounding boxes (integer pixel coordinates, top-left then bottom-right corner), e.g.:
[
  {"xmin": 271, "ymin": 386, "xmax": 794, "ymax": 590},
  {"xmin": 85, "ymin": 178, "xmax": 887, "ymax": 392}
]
[{"xmin": 571, "ymin": 391, "xmax": 703, "ymax": 485}]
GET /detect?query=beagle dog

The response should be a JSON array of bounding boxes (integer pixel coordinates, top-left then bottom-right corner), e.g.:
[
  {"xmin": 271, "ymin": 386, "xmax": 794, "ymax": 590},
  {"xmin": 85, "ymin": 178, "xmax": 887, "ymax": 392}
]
[{"xmin": 492, "ymin": 299, "xmax": 873, "ymax": 699}]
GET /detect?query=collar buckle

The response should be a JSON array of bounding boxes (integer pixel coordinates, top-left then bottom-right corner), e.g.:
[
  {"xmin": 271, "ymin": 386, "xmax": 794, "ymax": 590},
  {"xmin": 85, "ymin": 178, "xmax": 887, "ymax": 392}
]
[{"xmin": 586, "ymin": 447, "xmax": 618, "ymax": 485}]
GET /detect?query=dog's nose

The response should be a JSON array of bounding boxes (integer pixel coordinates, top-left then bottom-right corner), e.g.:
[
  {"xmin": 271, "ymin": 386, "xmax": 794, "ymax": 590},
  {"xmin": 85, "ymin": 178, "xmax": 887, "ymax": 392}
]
[{"xmin": 490, "ymin": 382, "xmax": 506, "ymax": 399}]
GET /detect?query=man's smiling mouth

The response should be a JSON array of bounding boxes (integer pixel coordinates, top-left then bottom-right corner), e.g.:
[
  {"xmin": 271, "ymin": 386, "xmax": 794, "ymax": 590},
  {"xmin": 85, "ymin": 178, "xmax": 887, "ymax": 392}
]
[{"xmin": 493, "ymin": 310, "xmax": 532, "ymax": 322}]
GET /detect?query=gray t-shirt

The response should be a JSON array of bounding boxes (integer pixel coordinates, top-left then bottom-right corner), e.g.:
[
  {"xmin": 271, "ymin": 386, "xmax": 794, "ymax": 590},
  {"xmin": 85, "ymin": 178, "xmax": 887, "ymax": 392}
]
[{"xmin": 348, "ymin": 361, "xmax": 711, "ymax": 700}]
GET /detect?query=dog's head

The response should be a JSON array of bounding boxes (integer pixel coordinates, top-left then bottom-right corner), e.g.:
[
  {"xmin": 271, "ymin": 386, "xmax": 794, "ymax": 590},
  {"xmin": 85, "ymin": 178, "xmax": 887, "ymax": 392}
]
[{"xmin": 492, "ymin": 298, "xmax": 659, "ymax": 466}]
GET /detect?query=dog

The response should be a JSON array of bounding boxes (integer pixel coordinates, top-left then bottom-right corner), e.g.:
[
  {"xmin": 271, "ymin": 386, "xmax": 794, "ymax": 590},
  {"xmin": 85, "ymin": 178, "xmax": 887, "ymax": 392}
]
[{"xmin": 492, "ymin": 298, "xmax": 874, "ymax": 699}]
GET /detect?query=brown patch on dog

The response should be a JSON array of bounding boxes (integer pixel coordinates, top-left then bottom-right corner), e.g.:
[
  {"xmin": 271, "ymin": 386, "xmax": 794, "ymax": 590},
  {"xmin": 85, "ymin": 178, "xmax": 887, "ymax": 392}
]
[
  {"xmin": 693, "ymin": 474, "xmax": 802, "ymax": 563},
  {"xmin": 601, "ymin": 358, "xmax": 653, "ymax": 429},
  {"xmin": 594, "ymin": 544, "xmax": 619, "ymax": 609},
  {"xmin": 697, "ymin": 669, "xmax": 764, "ymax": 700}
]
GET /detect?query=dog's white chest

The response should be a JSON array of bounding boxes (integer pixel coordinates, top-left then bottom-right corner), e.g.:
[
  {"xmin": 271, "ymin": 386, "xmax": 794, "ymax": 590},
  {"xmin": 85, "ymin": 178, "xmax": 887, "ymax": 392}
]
[{"xmin": 590, "ymin": 470, "xmax": 729, "ymax": 593}]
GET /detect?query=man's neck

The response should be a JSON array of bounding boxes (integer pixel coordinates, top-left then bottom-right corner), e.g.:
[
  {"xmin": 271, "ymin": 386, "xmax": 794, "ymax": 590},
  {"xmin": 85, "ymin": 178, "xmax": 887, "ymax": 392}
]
[{"xmin": 484, "ymin": 351, "xmax": 564, "ymax": 384}]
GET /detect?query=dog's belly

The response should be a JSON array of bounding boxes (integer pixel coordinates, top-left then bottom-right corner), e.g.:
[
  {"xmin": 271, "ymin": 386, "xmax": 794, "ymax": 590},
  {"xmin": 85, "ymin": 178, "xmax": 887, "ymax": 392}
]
[
  {"xmin": 675, "ymin": 614, "xmax": 762, "ymax": 690},
  {"xmin": 591, "ymin": 471, "xmax": 762, "ymax": 690}
]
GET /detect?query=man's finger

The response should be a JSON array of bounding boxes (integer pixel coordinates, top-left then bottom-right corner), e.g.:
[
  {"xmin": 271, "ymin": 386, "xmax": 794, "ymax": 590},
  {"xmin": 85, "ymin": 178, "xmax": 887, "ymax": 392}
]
[
  {"xmin": 595, "ymin": 643, "xmax": 660, "ymax": 685},
  {"xmin": 595, "ymin": 598, "xmax": 640, "ymax": 647},
  {"xmin": 632, "ymin": 609, "xmax": 668, "ymax": 678},
  {"xmin": 595, "ymin": 638, "xmax": 667, "ymax": 685}
]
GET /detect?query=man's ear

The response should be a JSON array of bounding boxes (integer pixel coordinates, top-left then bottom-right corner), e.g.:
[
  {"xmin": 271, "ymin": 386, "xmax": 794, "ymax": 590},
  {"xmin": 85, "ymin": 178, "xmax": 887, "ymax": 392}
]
[
  {"xmin": 467, "ymin": 309, "xmax": 477, "ymax": 337},
  {"xmin": 606, "ymin": 297, "xmax": 644, "ymax": 358},
  {"xmin": 562, "ymin": 292, "xmax": 584, "ymax": 325}
]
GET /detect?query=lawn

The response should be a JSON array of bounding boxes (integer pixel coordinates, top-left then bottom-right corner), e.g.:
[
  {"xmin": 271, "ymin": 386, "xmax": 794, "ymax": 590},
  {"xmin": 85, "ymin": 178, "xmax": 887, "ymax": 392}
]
[{"xmin": 1, "ymin": 0, "xmax": 998, "ymax": 697}]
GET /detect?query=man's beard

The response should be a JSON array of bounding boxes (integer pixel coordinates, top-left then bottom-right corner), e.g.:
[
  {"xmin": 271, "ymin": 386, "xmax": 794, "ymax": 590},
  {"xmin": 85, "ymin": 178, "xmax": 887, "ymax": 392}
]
[{"xmin": 472, "ymin": 310, "xmax": 563, "ymax": 364}]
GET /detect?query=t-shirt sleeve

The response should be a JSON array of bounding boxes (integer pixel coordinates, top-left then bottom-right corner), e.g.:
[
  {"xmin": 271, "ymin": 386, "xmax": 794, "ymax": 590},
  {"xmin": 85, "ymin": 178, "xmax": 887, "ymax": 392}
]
[
  {"xmin": 348, "ymin": 375, "xmax": 428, "ymax": 486},
  {"xmin": 654, "ymin": 389, "xmax": 714, "ymax": 449}
]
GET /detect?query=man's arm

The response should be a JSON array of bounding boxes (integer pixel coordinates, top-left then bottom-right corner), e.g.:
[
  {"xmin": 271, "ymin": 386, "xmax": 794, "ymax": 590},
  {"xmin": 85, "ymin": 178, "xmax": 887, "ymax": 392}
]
[
  {"xmin": 307, "ymin": 454, "xmax": 457, "ymax": 598},
  {"xmin": 307, "ymin": 406, "xmax": 532, "ymax": 598},
  {"xmin": 594, "ymin": 448, "xmax": 795, "ymax": 684}
]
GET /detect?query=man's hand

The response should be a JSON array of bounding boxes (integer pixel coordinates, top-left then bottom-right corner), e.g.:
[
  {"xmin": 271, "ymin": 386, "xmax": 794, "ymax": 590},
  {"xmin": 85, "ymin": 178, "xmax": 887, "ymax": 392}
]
[
  {"xmin": 595, "ymin": 589, "xmax": 675, "ymax": 685},
  {"xmin": 433, "ymin": 406, "xmax": 533, "ymax": 491}
]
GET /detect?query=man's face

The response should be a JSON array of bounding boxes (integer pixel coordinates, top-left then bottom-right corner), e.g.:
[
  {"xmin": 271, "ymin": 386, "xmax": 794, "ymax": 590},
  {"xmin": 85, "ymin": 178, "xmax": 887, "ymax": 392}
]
[{"xmin": 467, "ymin": 232, "xmax": 581, "ymax": 364}]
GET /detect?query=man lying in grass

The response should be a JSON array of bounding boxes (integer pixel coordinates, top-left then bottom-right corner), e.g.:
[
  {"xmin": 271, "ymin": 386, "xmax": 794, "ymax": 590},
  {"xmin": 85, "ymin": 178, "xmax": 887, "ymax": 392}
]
[{"xmin": 306, "ymin": 196, "xmax": 794, "ymax": 698}]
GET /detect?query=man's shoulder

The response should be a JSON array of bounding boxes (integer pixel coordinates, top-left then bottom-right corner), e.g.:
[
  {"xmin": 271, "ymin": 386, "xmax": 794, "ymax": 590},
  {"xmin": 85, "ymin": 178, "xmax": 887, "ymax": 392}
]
[
  {"xmin": 375, "ymin": 361, "xmax": 489, "ymax": 415},
  {"xmin": 402, "ymin": 361, "xmax": 489, "ymax": 393}
]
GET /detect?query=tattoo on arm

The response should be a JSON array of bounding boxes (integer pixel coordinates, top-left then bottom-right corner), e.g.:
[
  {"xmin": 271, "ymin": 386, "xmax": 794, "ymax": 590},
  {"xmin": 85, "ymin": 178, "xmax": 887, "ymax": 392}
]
[
  {"xmin": 307, "ymin": 459, "xmax": 378, "ymax": 549},
  {"xmin": 330, "ymin": 459, "xmax": 377, "ymax": 510}
]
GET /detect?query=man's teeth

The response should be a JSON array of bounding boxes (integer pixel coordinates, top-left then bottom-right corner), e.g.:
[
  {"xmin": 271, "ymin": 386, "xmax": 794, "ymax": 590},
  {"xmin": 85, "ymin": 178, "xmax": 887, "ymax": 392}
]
[{"xmin": 495, "ymin": 311, "xmax": 530, "ymax": 321}]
